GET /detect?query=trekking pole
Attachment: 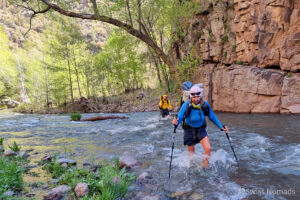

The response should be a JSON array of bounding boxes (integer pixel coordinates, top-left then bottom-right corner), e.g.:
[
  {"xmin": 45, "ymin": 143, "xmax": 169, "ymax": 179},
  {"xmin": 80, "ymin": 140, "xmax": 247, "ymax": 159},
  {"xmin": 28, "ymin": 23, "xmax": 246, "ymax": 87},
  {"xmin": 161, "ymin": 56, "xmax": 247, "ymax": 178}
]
[
  {"xmin": 223, "ymin": 126, "xmax": 239, "ymax": 164},
  {"xmin": 168, "ymin": 124, "xmax": 177, "ymax": 179}
]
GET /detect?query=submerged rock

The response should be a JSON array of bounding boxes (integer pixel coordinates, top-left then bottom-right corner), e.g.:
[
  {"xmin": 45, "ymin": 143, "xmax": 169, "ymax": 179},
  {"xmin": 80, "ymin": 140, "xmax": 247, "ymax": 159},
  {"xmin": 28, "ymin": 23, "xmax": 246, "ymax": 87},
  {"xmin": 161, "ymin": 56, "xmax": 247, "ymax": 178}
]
[
  {"xmin": 44, "ymin": 185, "xmax": 70, "ymax": 200},
  {"xmin": 41, "ymin": 155, "xmax": 53, "ymax": 162},
  {"xmin": 137, "ymin": 172, "xmax": 151, "ymax": 181},
  {"xmin": 4, "ymin": 150, "xmax": 17, "ymax": 156},
  {"xmin": 135, "ymin": 192, "xmax": 159, "ymax": 200},
  {"xmin": 51, "ymin": 185, "xmax": 71, "ymax": 194},
  {"xmin": 189, "ymin": 192, "xmax": 203, "ymax": 200},
  {"xmin": 75, "ymin": 183, "xmax": 89, "ymax": 197},
  {"xmin": 119, "ymin": 151, "xmax": 140, "ymax": 169},
  {"xmin": 57, "ymin": 158, "xmax": 76, "ymax": 166},
  {"xmin": 19, "ymin": 151, "xmax": 30, "ymax": 158}
]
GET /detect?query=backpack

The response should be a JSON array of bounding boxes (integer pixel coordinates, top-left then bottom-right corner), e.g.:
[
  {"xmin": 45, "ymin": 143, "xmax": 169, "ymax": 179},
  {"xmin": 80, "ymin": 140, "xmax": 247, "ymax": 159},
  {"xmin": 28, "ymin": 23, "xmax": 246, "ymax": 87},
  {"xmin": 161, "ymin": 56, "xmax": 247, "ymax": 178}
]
[
  {"xmin": 182, "ymin": 99, "xmax": 210, "ymax": 129},
  {"xmin": 159, "ymin": 96, "xmax": 168, "ymax": 108}
]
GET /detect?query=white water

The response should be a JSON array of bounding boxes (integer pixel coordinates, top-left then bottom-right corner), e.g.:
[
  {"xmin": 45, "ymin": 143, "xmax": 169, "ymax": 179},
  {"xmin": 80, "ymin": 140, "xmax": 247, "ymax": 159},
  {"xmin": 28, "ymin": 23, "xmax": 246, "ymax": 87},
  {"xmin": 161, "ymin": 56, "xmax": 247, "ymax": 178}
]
[{"xmin": 0, "ymin": 112, "xmax": 299, "ymax": 199}]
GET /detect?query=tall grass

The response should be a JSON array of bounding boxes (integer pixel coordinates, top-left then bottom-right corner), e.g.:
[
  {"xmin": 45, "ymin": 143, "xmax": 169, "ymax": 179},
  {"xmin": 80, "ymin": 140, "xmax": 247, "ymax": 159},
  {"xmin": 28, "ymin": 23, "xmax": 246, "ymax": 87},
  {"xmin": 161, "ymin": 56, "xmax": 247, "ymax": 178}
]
[
  {"xmin": 43, "ymin": 157, "xmax": 136, "ymax": 199},
  {"xmin": 70, "ymin": 113, "xmax": 82, "ymax": 121},
  {"xmin": 0, "ymin": 157, "xmax": 24, "ymax": 197}
]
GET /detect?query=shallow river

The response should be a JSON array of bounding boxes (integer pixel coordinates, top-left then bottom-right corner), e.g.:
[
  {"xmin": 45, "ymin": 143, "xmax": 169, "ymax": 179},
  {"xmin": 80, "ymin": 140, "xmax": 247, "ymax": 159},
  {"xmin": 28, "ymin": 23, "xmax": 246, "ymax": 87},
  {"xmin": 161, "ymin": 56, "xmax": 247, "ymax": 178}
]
[{"xmin": 0, "ymin": 110, "xmax": 299, "ymax": 200}]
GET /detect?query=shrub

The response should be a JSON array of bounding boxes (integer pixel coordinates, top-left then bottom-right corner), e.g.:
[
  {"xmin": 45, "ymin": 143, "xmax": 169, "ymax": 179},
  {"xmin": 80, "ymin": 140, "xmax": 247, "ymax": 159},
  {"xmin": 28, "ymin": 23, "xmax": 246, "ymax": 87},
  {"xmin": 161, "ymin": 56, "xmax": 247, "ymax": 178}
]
[
  {"xmin": 43, "ymin": 157, "xmax": 136, "ymax": 199},
  {"xmin": 8, "ymin": 141, "xmax": 21, "ymax": 152},
  {"xmin": 70, "ymin": 113, "xmax": 81, "ymax": 121},
  {"xmin": 236, "ymin": 60, "xmax": 244, "ymax": 65},
  {"xmin": 0, "ymin": 157, "xmax": 24, "ymax": 195}
]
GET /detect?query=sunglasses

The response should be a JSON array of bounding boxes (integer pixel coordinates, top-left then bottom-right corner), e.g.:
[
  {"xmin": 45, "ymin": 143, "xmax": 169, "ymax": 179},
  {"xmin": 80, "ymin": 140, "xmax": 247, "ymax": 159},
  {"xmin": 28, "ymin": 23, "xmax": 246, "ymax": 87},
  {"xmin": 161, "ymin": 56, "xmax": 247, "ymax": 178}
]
[{"xmin": 190, "ymin": 92, "xmax": 201, "ymax": 96}]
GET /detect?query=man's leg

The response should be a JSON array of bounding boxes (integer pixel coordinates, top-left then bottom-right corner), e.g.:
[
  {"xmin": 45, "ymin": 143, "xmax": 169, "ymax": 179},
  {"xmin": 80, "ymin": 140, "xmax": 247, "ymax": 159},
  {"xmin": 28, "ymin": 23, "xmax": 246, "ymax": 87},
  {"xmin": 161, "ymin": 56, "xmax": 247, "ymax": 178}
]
[{"xmin": 200, "ymin": 136, "xmax": 211, "ymax": 168}]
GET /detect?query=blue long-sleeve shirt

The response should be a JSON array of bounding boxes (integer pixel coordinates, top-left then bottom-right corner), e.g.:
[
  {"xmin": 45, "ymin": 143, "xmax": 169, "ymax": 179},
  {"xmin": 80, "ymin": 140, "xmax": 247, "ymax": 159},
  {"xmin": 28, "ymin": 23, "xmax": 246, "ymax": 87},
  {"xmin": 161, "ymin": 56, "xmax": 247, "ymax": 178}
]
[{"xmin": 177, "ymin": 100, "xmax": 223, "ymax": 129}]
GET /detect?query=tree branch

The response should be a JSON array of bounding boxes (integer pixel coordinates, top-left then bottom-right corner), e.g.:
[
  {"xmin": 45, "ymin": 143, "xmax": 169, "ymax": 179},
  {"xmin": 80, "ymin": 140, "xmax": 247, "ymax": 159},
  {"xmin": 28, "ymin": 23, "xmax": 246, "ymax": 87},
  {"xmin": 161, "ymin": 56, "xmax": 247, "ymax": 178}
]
[
  {"xmin": 125, "ymin": 0, "xmax": 133, "ymax": 27},
  {"xmin": 23, "ymin": 6, "xmax": 51, "ymax": 37},
  {"xmin": 90, "ymin": 0, "xmax": 99, "ymax": 17},
  {"xmin": 33, "ymin": 0, "xmax": 179, "ymax": 84},
  {"xmin": 38, "ymin": 0, "xmax": 173, "ymax": 67}
]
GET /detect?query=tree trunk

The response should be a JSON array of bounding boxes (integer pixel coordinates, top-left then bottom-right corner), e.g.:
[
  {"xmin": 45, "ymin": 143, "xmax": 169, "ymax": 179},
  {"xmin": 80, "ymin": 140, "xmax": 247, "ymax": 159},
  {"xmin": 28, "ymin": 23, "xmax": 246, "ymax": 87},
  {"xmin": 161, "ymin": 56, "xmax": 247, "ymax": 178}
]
[
  {"xmin": 44, "ymin": 60, "xmax": 49, "ymax": 109},
  {"xmin": 67, "ymin": 57, "xmax": 74, "ymax": 107},
  {"xmin": 72, "ymin": 50, "xmax": 82, "ymax": 97},
  {"xmin": 83, "ymin": 68, "xmax": 90, "ymax": 98},
  {"xmin": 148, "ymin": 48, "xmax": 162, "ymax": 85},
  {"xmin": 16, "ymin": 56, "xmax": 30, "ymax": 103}
]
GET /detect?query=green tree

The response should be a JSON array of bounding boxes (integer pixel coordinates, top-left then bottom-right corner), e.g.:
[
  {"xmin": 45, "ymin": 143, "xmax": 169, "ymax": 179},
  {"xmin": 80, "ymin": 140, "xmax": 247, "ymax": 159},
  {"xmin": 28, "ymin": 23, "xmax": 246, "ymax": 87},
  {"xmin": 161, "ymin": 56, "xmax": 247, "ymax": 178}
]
[
  {"xmin": 10, "ymin": 0, "xmax": 201, "ymax": 87},
  {"xmin": 0, "ymin": 26, "xmax": 18, "ymax": 99}
]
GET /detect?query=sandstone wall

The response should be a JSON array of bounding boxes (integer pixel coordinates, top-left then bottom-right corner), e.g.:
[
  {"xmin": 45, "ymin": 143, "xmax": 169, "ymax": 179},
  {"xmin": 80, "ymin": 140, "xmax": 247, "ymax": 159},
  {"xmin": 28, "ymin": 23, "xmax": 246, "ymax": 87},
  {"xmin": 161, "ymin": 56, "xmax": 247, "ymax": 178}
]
[
  {"xmin": 173, "ymin": 0, "xmax": 300, "ymax": 113},
  {"xmin": 193, "ymin": 65, "xmax": 300, "ymax": 113}
]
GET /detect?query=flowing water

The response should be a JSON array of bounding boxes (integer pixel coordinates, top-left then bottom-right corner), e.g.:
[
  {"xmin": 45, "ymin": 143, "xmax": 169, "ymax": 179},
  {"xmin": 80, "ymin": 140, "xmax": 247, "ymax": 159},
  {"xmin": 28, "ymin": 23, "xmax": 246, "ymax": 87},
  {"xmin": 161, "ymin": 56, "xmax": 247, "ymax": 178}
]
[{"xmin": 0, "ymin": 109, "xmax": 299, "ymax": 200}]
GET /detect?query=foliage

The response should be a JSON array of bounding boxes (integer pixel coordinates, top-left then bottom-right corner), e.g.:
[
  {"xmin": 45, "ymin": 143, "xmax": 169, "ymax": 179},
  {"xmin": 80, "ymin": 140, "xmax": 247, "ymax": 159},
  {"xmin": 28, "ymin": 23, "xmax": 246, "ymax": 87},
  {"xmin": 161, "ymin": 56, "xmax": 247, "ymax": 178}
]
[
  {"xmin": 0, "ymin": 26, "xmax": 18, "ymax": 99},
  {"xmin": 286, "ymin": 73, "xmax": 292, "ymax": 78},
  {"xmin": 236, "ymin": 60, "xmax": 244, "ymax": 65},
  {"xmin": 177, "ymin": 53, "xmax": 202, "ymax": 81},
  {"xmin": 70, "ymin": 113, "xmax": 82, "ymax": 121},
  {"xmin": 0, "ymin": 137, "xmax": 4, "ymax": 145},
  {"xmin": 94, "ymin": 31, "xmax": 147, "ymax": 95},
  {"xmin": 0, "ymin": 157, "xmax": 24, "ymax": 196},
  {"xmin": 43, "ymin": 156, "xmax": 136, "ymax": 199},
  {"xmin": 8, "ymin": 141, "xmax": 21, "ymax": 152},
  {"xmin": 232, "ymin": 44, "xmax": 237, "ymax": 51},
  {"xmin": 1, "ymin": 0, "xmax": 209, "ymax": 108}
]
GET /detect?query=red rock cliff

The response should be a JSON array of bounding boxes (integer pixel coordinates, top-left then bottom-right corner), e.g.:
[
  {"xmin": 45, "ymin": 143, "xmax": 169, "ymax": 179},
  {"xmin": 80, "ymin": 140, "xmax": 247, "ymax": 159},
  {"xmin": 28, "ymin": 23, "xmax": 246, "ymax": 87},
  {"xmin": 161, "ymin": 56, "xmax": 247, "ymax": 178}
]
[{"xmin": 172, "ymin": 0, "xmax": 300, "ymax": 113}]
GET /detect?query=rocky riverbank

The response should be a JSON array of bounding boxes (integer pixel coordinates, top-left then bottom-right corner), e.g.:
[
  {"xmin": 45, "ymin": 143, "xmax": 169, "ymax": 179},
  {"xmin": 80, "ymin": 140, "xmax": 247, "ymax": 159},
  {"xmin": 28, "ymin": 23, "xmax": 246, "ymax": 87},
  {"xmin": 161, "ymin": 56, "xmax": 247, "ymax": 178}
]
[{"xmin": 14, "ymin": 89, "xmax": 182, "ymax": 115}]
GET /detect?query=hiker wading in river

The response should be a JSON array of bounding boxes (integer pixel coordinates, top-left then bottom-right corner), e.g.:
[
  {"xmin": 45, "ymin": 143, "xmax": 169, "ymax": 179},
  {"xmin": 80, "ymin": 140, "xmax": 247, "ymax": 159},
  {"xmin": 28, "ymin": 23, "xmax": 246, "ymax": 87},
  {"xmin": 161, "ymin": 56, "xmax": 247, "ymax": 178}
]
[{"xmin": 172, "ymin": 85, "xmax": 228, "ymax": 168}]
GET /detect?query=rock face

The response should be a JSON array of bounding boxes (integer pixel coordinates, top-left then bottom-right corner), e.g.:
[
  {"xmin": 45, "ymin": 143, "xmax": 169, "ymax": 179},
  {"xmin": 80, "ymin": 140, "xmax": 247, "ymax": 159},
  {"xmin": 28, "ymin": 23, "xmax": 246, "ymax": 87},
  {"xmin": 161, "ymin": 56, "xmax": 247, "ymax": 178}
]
[
  {"xmin": 193, "ymin": 64, "xmax": 300, "ymax": 113},
  {"xmin": 172, "ymin": 0, "xmax": 300, "ymax": 113},
  {"xmin": 212, "ymin": 65, "xmax": 284, "ymax": 113}
]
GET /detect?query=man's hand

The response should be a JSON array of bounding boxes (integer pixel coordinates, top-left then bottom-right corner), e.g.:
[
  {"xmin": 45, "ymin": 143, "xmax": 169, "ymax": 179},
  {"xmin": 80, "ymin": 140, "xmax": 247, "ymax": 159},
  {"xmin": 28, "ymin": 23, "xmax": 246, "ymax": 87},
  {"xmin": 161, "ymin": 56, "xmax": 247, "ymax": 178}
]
[
  {"xmin": 221, "ymin": 126, "xmax": 228, "ymax": 133},
  {"xmin": 172, "ymin": 118, "xmax": 178, "ymax": 126}
]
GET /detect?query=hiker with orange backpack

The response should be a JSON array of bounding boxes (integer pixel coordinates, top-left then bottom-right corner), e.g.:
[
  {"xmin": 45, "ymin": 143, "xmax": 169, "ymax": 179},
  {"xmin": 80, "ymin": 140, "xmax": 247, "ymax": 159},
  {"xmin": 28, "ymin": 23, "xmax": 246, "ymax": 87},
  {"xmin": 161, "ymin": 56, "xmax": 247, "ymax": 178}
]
[{"xmin": 159, "ymin": 94, "xmax": 173, "ymax": 118}]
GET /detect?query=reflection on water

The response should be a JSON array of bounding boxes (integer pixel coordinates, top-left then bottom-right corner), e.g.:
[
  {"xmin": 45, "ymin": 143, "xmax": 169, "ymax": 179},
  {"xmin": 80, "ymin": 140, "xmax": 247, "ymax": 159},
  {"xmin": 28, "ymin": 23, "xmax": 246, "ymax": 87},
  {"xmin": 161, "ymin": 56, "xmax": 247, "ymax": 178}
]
[{"xmin": 0, "ymin": 111, "xmax": 299, "ymax": 199}]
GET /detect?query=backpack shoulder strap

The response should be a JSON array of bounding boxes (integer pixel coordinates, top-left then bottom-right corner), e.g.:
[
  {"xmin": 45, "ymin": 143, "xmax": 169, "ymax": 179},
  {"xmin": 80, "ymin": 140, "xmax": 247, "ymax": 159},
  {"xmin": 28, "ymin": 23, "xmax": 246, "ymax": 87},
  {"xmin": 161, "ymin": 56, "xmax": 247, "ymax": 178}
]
[{"xmin": 201, "ymin": 101, "xmax": 210, "ymax": 116}]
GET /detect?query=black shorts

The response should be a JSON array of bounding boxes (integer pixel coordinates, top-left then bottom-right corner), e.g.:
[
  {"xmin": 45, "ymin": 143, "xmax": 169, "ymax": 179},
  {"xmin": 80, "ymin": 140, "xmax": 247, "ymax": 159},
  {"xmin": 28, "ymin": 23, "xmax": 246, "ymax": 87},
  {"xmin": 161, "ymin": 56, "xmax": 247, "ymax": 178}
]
[
  {"xmin": 161, "ymin": 109, "xmax": 169, "ymax": 117},
  {"xmin": 183, "ymin": 127, "xmax": 208, "ymax": 146}
]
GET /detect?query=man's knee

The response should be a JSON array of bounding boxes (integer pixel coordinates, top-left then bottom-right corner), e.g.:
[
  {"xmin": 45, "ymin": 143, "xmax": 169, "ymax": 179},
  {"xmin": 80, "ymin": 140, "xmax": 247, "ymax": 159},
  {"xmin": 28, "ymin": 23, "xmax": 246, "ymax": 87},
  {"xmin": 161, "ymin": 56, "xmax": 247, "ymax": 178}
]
[{"xmin": 204, "ymin": 146, "xmax": 211, "ymax": 154}]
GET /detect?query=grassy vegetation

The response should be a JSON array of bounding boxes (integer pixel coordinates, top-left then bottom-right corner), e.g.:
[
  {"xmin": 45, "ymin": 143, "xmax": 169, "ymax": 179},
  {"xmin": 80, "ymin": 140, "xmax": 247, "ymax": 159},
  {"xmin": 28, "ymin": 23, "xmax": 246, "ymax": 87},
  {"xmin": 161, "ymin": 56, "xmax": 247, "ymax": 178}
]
[
  {"xmin": 236, "ymin": 60, "xmax": 244, "ymax": 65},
  {"xmin": 0, "ymin": 156, "xmax": 28, "ymax": 199},
  {"xmin": 8, "ymin": 141, "xmax": 21, "ymax": 152},
  {"xmin": 43, "ymin": 156, "xmax": 136, "ymax": 199},
  {"xmin": 70, "ymin": 113, "xmax": 82, "ymax": 121}
]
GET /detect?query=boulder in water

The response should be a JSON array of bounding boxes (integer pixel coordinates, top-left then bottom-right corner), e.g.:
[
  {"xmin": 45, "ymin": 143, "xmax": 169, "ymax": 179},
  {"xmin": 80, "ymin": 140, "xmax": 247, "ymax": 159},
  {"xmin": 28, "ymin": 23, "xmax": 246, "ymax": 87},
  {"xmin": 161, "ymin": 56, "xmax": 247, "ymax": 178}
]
[
  {"xmin": 119, "ymin": 151, "xmax": 140, "ymax": 169},
  {"xmin": 19, "ymin": 151, "xmax": 30, "ymax": 158},
  {"xmin": 57, "ymin": 158, "xmax": 76, "ymax": 166},
  {"xmin": 137, "ymin": 172, "xmax": 151, "ymax": 181},
  {"xmin": 4, "ymin": 150, "xmax": 17, "ymax": 157},
  {"xmin": 189, "ymin": 192, "xmax": 203, "ymax": 200}
]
